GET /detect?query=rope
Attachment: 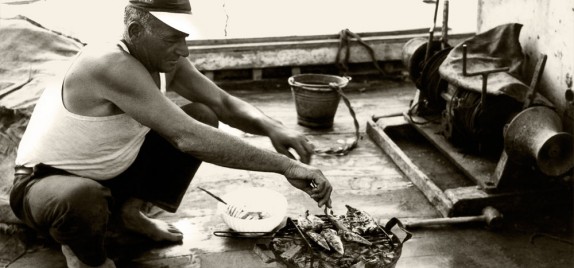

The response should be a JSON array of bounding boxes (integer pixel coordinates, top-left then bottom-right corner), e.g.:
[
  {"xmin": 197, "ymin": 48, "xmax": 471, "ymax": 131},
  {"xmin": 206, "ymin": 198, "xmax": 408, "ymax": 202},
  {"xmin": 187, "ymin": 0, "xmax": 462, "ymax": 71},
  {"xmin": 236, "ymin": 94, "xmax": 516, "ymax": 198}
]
[
  {"xmin": 313, "ymin": 83, "xmax": 360, "ymax": 156},
  {"xmin": 406, "ymin": 101, "xmax": 440, "ymax": 125},
  {"xmin": 335, "ymin": 29, "xmax": 401, "ymax": 79}
]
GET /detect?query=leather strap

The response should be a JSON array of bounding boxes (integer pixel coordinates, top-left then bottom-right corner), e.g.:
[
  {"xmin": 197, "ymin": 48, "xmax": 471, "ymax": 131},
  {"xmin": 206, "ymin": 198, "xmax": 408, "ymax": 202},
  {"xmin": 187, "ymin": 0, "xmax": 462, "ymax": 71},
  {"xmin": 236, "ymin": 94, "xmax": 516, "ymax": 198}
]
[{"xmin": 14, "ymin": 166, "xmax": 34, "ymax": 176}]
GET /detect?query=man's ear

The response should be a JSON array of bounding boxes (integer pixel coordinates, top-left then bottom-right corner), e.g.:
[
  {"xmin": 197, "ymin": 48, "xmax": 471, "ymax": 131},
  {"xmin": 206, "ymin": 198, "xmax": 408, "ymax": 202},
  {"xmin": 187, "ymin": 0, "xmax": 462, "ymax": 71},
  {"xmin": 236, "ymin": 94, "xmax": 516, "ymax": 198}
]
[{"xmin": 127, "ymin": 22, "xmax": 144, "ymax": 40}]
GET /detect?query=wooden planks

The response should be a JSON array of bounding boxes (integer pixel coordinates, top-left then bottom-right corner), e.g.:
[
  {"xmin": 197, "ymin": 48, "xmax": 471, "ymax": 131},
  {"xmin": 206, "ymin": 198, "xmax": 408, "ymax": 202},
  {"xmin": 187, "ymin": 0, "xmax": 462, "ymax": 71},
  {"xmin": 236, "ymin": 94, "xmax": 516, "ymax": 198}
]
[
  {"xmin": 6, "ymin": 78, "xmax": 573, "ymax": 268},
  {"xmin": 367, "ymin": 117, "xmax": 454, "ymax": 217},
  {"xmin": 367, "ymin": 114, "xmax": 573, "ymax": 217},
  {"xmin": 187, "ymin": 32, "xmax": 474, "ymax": 71},
  {"xmin": 406, "ymin": 115, "xmax": 498, "ymax": 191}
]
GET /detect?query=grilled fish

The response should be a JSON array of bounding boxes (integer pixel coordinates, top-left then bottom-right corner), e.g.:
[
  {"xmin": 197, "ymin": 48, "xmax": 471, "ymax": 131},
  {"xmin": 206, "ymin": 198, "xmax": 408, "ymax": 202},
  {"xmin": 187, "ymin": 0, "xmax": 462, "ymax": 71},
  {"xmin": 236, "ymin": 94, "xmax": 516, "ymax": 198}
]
[
  {"xmin": 305, "ymin": 230, "xmax": 331, "ymax": 251},
  {"xmin": 326, "ymin": 213, "xmax": 372, "ymax": 246},
  {"xmin": 306, "ymin": 211, "xmax": 325, "ymax": 231},
  {"xmin": 345, "ymin": 205, "xmax": 379, "ymax": 234},
  {"xmin": 320, "ymin": 228, "xmax": 344, "ymax": 255},
  {"xmin": 338, "ymin": 230, "xmax": 372, "ymax": 246},
  {"xmin": 296, "ymin": 215, "xmax": 313, "ymax": 231}
]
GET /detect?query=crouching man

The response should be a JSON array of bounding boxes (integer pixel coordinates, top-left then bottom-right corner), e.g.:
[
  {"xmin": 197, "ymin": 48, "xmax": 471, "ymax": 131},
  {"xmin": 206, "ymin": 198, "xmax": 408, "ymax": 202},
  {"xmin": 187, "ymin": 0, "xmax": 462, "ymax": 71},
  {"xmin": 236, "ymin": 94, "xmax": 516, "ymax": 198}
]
[{"xmin": 10, "ymin": 0, "xmax": 332, "ymax": 267}]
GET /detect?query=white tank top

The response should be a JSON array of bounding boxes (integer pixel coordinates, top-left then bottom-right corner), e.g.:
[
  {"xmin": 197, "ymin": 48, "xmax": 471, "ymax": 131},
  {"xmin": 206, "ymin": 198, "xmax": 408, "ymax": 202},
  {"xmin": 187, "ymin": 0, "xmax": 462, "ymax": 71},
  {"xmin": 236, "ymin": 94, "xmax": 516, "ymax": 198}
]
[{"xmin": 15, "ymin": 42, "xmax": 167, "ymax": 180}]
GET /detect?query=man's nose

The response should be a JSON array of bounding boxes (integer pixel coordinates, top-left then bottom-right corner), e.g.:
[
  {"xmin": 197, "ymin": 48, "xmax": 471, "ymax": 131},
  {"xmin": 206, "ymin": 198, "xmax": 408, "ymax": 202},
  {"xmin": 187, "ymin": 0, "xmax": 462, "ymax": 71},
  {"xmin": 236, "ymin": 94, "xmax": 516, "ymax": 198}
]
[{"xmin": 176, "ymin": 39, "xmax": 189, "ymax": 58}]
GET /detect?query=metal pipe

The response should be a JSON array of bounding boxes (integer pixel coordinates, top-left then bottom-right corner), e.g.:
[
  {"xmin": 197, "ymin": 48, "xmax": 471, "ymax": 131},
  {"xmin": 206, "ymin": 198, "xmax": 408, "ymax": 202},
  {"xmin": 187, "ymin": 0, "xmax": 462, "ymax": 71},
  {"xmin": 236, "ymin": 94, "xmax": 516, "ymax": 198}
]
[
  {"xmin": 523, "ymin": 54, "xmax": 547, "ymax": 109},
  {"xmin": 441, "ymin": 0, "xmax": 449, "ymax": 48},
  {"xmin": 424, "ymin": 0, "xmax": 440, "ymax": 63},
  {"xmin": 462, "ymin": 44, "xmax": 467, "ymax": 75},
  {"xmin": 462, "ymin": 43, "xmax": 509, "ymax": 77},
  {"xmin": 480, "ymin": 73, "xmax": 488, "ymax": 107}
]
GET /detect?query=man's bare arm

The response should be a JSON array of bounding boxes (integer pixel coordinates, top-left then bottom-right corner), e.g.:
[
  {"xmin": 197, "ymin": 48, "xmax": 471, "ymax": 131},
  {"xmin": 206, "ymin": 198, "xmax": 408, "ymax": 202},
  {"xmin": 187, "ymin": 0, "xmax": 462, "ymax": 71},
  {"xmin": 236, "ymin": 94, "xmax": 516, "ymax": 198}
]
[
  {"xmin": 95, "ymin": 54, "xmax": 330, "ymax": 207},
  {"xmin": 97, "ymin": 54, "xmax": 295, "ymax": 175},
  {"xmin": 169, "ymin": 59, "xmax": 315, "ymax": 163}
]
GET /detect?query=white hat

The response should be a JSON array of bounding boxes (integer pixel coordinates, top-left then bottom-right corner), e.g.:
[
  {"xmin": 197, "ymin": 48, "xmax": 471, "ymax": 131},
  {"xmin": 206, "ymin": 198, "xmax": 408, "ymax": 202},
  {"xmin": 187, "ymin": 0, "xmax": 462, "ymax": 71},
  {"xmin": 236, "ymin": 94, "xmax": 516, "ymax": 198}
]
[{"xmin": 129, "ymin": 0, "xmax": 193, "ymax": 34}]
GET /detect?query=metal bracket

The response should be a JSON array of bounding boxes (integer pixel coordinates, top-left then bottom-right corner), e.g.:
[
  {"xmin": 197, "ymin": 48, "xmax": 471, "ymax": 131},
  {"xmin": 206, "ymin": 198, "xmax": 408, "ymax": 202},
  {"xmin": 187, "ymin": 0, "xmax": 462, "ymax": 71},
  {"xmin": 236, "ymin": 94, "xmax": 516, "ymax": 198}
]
[{"xmin": 460, "ymin": 43, "xmax": 510, "ymax": 128}]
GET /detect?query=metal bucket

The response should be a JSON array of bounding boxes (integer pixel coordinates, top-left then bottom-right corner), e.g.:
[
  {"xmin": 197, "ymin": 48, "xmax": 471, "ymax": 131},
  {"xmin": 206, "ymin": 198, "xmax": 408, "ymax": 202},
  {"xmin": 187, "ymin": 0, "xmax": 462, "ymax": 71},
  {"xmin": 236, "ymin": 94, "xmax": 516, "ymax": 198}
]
[{"xmin": 288, "ymin": 74, "xmax": 350, "ymax": 129}]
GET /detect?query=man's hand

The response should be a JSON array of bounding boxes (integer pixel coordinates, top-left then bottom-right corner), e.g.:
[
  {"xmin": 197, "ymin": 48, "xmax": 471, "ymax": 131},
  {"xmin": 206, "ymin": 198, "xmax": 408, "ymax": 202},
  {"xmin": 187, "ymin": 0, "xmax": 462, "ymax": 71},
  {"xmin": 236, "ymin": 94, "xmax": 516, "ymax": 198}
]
[
  {"xmin": 284, "ymin": 161, "xmax": 332, "ymax": 208},
  {"xmin": 269, "ymin": 128, "xmax": 315, "ymax": 164}
]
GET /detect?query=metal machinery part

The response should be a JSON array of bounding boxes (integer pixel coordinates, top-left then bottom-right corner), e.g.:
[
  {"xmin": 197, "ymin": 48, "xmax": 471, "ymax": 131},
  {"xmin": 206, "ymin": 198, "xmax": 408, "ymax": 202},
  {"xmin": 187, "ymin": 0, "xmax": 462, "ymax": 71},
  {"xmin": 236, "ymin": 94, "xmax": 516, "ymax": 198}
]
[
  {"xmin": 442, "ymin": 86, "xmax": 522, "ymax": 156},
  {"xmin": 401, "ymin": 38, "xmax": 442, "ymax": 90},
  {"xmin": 401, "ymin": 0, "xmax": 452, "ymax": 115},
  {"xmin": 418, "ymin": 47, "xmax": 452, "ymax": 114},
  {"xmin": 504, "ymin": 106, "xmax": 574, "ymax": 177},
  {"xmin": 440, "ymin": 44, "xmax": 521, "ymax": 155}
]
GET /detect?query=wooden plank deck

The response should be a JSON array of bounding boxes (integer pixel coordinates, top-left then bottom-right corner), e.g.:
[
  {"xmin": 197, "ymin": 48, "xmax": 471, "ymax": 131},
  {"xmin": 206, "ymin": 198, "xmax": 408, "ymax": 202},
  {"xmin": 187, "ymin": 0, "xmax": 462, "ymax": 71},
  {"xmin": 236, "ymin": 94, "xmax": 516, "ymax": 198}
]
[{"xmin": 4, "ymin": 78, "xmax": 573, "ymax": 268}]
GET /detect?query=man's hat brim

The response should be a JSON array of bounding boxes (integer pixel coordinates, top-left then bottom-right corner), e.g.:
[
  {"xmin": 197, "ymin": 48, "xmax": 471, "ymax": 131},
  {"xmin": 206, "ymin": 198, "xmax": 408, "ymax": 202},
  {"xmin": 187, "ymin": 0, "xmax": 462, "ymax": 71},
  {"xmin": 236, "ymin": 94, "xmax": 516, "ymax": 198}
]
[{"xmin": 150, "ymin": 11, "xmax": 194, "ymax": 35}]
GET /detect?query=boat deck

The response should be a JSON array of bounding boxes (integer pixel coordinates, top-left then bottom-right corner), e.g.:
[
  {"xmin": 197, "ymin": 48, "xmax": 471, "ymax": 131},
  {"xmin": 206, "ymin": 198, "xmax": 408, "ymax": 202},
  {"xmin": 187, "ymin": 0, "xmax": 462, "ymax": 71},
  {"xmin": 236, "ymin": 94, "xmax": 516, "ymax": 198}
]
[{"xmin": 4, "ymin": 77, "xmax": 573, "ymax": 268}]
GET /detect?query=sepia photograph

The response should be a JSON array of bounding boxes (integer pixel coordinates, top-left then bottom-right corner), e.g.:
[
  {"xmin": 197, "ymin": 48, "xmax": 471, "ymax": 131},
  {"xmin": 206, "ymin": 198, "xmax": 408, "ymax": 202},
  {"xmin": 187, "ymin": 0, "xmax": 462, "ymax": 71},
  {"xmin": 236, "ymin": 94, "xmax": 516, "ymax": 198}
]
[{"xmin": 0, "ymin": 0, "xmax": 572, "ymax": 267}]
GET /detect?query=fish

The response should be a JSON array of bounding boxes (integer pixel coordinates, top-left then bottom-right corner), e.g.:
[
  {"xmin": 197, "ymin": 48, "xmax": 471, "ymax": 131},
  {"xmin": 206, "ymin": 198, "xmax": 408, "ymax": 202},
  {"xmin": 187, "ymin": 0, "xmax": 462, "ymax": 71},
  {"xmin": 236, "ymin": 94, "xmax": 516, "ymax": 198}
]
[
  {"xmin": 326, "ymin": 212, "xmax": 372, "ymax": 246},
  {"xmin": 337, "ymin": 229, "xmax": 372, "ymax": 246},
  {"xmin": 298, "ymin": 212, "xmax": 332, "ymax": 251},
  {"xmin": 306, "ymin": 211, "xmax": 325, "ymax": 231},
  {"xmin": 305, "ymin": 230, "xmax": 331, "ymax": 251},
  {"xmin": 296, "ymin": 215, "xmax": 313, "ymax": 231},
  {"xmin": 320, "ymin": 228, "xmax": 344, "ymax": 255},
  {"xmin": 345, "ymin": 205, "xmax": 379, "ymax": 234}
]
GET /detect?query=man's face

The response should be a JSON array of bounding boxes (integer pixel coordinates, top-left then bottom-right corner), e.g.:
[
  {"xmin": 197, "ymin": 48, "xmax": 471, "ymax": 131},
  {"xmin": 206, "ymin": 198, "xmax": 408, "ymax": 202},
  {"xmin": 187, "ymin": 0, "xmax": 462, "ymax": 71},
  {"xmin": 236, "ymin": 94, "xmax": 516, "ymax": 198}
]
[{"xmin": 137, "ymin": 18, "xmax": 189, "ymax": 73}]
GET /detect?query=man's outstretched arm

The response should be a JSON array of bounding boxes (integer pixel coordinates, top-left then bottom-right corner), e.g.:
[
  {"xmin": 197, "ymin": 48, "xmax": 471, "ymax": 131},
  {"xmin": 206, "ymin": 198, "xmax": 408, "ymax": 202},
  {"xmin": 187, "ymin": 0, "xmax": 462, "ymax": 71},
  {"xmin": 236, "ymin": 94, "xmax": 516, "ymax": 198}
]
[
  {"xmin": 170, "ymin": 59, "xmax": 315, "ymax": 164},
  {"xmin": 97, "ymin": 55, "xmax": 331, "ymax": 207}
]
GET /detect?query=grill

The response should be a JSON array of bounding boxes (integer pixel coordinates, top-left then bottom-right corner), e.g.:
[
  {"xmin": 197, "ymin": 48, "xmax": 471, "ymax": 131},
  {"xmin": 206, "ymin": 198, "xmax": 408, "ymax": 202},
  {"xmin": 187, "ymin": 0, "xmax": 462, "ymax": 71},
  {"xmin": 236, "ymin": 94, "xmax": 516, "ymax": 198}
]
[{"xmin": 268, "ymin": 215, "xmax": 411, "ymax": 268}]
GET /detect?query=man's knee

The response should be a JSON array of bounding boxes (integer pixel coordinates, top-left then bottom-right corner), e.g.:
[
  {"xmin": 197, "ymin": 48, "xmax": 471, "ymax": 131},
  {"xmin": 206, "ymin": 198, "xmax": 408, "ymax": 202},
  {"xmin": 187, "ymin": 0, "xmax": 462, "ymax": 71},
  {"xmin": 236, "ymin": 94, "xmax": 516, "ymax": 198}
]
[
  {"xmin": 55, "ymin": 179, "xmax": 111, "ymax": 221},
  {"xmin": 27, "ymin": 176, "xmax": 111, "ymax": 231},
  {"xmin": 180, "ymin": 103, "xmax": 219, "ymax": 128}
]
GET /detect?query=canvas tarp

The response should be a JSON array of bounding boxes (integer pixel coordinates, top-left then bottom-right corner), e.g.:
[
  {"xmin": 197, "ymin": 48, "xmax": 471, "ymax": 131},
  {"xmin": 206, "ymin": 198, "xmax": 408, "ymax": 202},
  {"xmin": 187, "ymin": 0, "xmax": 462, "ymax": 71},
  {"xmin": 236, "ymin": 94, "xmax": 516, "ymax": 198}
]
[
  {"xmin": 438, "ymin": 23, "xmax": 530, "ymax": 102},
  {"xmin": 0, "ymin": 16, "xmax": 83, "ymax": 226}
]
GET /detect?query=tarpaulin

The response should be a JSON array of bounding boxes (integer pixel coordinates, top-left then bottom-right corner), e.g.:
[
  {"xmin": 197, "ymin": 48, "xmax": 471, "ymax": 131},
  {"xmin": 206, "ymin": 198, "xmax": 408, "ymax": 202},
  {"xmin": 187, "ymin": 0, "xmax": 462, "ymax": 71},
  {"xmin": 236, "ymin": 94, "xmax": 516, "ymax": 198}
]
[
  {"xmin": 439, "ymin": 23, "xmax": 530, "ymax": 102},
  {"xmin": 0, "ymin": 16, "xmax": 83, "ymax": 226}
]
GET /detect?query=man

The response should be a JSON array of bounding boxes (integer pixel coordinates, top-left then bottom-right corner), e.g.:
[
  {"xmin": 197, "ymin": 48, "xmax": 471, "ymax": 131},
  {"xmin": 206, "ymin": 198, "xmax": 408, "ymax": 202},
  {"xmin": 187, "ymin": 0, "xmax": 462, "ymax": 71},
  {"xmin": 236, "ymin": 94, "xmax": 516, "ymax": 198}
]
[{"xmin": 9, "ymin": 0, "xmax": 333, "ymax": 267}]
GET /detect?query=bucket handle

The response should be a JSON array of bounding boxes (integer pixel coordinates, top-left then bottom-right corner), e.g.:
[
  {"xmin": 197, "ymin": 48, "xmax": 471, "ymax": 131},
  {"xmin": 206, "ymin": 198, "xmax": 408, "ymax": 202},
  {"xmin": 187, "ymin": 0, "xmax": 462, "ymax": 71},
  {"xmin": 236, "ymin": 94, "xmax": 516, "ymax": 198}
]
[{"xmin": 313, "ymin": 81, "xmax": 360, "ymax": 156}]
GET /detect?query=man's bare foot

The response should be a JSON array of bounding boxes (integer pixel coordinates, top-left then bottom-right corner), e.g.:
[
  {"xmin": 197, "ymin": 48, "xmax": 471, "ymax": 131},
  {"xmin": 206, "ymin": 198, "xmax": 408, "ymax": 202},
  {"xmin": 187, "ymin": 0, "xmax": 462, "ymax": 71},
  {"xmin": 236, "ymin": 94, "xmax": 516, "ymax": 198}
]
[
  {"xmin": 61, "ymin": 245, "xmax": 115, "ymax": 268},
  {"xmin": 120, "ymin": 198, "xmax": 183, "ymax": 242}
]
